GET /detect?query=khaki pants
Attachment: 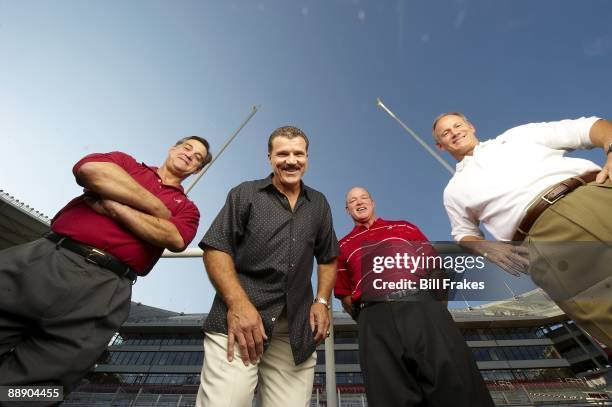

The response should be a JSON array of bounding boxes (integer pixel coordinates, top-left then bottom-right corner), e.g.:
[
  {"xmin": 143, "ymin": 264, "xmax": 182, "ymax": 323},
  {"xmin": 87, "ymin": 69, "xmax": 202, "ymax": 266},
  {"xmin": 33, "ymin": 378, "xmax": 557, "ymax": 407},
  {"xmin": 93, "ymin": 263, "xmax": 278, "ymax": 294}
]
[
  {"xmin": 527, "ymin": 180, "xmax": 612, "ymax": 347},
  {"xmin": 196, "ymin": 316, "xmax": 316, "ymax": 407}
]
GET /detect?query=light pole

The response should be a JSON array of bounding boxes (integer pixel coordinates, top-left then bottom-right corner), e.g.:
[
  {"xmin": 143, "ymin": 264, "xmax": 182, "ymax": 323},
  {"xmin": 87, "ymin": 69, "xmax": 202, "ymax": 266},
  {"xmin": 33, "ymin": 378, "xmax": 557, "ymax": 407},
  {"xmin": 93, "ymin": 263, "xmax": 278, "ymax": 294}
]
[
  {"xmin": 376, "ymin": 98, "xmax": 455, "ymax": 175},
  {"xmin": 185, "ymin": 105, "xmax": 259, "ymax": 194}
]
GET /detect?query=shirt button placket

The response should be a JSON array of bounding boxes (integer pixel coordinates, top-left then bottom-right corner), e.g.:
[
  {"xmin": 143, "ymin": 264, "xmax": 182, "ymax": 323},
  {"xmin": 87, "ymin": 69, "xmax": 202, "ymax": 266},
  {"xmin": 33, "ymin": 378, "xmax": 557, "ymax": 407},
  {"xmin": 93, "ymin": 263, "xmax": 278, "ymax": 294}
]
[{"xmin": 288, "ymin": 217, "xmax": 295, "ymax": 273}]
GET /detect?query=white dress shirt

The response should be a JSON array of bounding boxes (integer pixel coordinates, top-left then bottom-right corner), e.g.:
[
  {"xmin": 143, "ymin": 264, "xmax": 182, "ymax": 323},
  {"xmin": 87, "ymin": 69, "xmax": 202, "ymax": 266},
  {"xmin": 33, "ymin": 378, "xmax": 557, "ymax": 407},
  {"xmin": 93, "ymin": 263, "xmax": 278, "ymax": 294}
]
[{"xmin": 444, "ymin": 117, "xmax": 601, "ymax": 241}]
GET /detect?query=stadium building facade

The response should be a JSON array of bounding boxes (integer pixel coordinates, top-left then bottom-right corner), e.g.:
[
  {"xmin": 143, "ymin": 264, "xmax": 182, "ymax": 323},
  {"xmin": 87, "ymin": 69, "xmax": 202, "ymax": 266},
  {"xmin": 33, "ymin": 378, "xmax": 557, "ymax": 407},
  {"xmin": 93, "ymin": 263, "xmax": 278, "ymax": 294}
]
[{"xmin": 58, "ymin": 296, "xmax": 610, "ymax": 407}]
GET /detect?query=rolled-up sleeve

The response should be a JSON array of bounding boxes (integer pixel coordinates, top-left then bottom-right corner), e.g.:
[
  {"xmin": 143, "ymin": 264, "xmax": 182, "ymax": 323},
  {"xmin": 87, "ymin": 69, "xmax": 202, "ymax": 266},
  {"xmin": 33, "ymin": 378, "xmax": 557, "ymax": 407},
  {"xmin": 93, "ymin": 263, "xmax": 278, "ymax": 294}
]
[
  {"xmin": 314, "ymin": 197, "xmax": 339, "ymax": 264},
  {"xmin": 72, "ymin": 151, "xmax": 138, "ymax": 175},
  {"xmin": 168, "ymin": 201, "xmax": 200, "ymax": 248},
  {"xmin": 334, "ymin": 249, "xmax": 351, "ymax": 299},
  {"xmin": 500, "ymin": 117, "xmax": 601, "ymax": 150},
  {"xmin": 199, "ymin": 186, "xmax": 248, "ymax": 257},
  {"xmin": 444, "ymin": 188, "xmax": 484, "ymax": 242}
]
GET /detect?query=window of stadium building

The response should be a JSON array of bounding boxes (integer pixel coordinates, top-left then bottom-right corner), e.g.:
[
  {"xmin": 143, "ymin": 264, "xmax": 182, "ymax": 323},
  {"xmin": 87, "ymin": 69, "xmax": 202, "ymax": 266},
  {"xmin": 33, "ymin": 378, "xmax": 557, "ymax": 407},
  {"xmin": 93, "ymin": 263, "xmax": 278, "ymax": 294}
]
[
  {"xmin": 461, "ymin": 327, "xmax": 551, "ymax": 341},
  {"xmin": 480, "ymin": 368, "xmax": 574, "ymax": 382},
  {"xmin": 314, "ymin": 373, "xmax": 364, "ymax": 385},
  {"xmin": 316, "ymin": 350, "xmax": 360, "ymax": 365},
  {"xmin": 470, "ymin": 346, "xmax": 560, "ymax": 361},
  {"xmin": 334, "ymin": 330, "xmax": 358, "ymax": 344},
  {"xmin": 105, "ymin": 351, "xmax": 204, "ymax": 366},
  {"xmin": 539, "ymin": 321, "xmax": 582, "ymax": 339},
  {"xmin": 559, "ymin": 343, "xmax": 598, "ymax": 359},
  {"xmin": 90, "ymin": 373, "xmax": 200, "ymax": 385},
  {"xmin": 144, "ymin": 374, "xmax": 199, "ymax": 385},
  {"xmin": 111, "ymin": 334, "xmax": 203, "ymax": 346}
]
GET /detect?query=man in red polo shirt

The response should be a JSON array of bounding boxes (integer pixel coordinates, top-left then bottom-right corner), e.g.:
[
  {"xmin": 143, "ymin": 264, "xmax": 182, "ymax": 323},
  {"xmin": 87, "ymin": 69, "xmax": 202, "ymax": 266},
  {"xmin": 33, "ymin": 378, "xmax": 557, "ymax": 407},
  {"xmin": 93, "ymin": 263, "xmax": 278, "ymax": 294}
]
[
  {"xmin": 334, "ymin": 186, "xmax": 493, "ymax": 407},
  {"xmin": 0, "ymin": 136, "xmax": 211, "ymax": 397}
]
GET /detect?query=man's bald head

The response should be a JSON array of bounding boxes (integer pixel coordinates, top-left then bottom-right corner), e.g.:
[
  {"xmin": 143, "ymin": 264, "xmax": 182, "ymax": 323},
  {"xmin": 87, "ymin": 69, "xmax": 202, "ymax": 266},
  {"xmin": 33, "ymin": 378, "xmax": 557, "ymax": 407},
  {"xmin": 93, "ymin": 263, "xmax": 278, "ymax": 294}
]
[
  {"xmin": 345, "ymin": 186, "xmax": 376, "ymax": 227},
  {"xmin": 345, "ymin": 186, "xmax": 372, "ymax": 205}
]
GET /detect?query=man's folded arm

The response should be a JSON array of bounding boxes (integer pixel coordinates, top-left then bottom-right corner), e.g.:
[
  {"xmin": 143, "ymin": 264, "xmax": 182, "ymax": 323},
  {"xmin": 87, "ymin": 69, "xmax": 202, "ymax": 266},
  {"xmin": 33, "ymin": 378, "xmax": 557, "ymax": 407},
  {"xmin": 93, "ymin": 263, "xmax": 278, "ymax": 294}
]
[
  {"xmin": 89, "ymin": 199, "xmax": 186, "ymax": 251},
  {"xmin": 77, "ymin": 161, "xmax": 170, "ymax": 219}
]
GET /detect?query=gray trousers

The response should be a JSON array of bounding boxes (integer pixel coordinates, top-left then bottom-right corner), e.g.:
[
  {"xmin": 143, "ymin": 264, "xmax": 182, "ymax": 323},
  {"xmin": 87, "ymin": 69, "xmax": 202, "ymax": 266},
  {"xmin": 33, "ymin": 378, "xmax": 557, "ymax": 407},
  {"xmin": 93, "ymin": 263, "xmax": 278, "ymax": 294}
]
[{"xmin": 0, "ymin": 238, "xmax": 132, "ymax": 401}]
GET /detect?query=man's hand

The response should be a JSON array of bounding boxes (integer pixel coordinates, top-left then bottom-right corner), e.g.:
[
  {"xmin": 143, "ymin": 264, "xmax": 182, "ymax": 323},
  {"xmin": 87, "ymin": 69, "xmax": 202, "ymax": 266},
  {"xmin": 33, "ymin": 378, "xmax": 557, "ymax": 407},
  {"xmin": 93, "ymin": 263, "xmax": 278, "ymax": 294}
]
[
  {"xmin": 340, "ymin": 296, "xmax": 354, "ymax": 318},
  {"xmin": 483, "ymin": 242, "xmax": 529, "ymax": 276},
  {"xmin": 85, "ymin": 197, "xmax": 124, "ymax": 218},
  {"xmin": 595, "ymin": 153, "xmax": 612, "ymax": 184},
  {"xmin": 461, "ymin": 238, "xmax": 529, "ymax": 277},
  {"xmin": 226, "ymin": 299, "xmax": 267, "ymax": 366},
  {"xmin": 588, "ymin": 118, "xmax": 612, "ymax": 184},
  {"xmin": 309, "ymin": 302, "xmax": 330, "ymax": 345}
]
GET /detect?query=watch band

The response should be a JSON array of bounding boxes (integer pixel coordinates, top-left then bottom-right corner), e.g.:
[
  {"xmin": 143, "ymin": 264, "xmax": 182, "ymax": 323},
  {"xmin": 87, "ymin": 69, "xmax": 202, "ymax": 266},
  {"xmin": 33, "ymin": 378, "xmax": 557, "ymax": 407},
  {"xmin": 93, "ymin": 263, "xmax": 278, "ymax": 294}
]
[
  {"xmin": 606, "ymin": 142, "xmax": 612, "ymax": 155},
  {"xmin": 313, "ymin": 297, "xmax": 330, "ymax": 310}
]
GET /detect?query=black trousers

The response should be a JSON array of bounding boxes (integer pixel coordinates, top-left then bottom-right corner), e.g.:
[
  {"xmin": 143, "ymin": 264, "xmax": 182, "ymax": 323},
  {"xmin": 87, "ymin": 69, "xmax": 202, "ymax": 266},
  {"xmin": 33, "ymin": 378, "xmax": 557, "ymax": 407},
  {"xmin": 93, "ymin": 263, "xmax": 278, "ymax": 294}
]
[
  {"xmin": 0, "ymin": 238, "xmax": 132, "ymax": 405},
  {"xmin": 358, "ymin": 300, "xmax": 494, "ymax": 407}
]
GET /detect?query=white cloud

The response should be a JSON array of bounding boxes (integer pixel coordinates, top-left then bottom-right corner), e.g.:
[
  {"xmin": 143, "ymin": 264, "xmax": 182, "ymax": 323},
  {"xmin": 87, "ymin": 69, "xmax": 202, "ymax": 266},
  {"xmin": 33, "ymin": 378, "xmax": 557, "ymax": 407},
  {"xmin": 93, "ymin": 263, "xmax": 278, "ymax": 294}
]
[
  {"xmin": 585, "ymin": 35, "xmax": 612, "ymax": 57},
  {"xmin": 454, "ymin": 9, "xmax": 466, "ymax": 29}
]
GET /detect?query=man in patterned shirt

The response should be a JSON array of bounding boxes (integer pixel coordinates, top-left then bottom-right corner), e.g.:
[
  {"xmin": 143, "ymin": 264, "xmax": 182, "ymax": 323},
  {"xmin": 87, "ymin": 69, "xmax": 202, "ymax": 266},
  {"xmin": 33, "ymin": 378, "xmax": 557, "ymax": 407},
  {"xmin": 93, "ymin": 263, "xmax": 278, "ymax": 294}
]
[
  {"xmin": 334, "ymin": 186, "xmax": 493, "ymax": 407},
  {"xmin": 196, "ymin": 126, "xmax": 338, "ymax": 407}
]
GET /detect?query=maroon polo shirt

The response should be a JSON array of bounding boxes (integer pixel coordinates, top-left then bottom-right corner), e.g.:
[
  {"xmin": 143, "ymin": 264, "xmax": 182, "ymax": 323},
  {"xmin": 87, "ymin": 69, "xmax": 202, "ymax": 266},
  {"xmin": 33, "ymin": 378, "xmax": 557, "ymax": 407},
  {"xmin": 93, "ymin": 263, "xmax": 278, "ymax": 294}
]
[
  {"xmin": 334, "ymin": 218, "xmax": 437, "ymax": 302},
  {"xmin": 51, "ymin": 151, "xmax": 200, "ymax": 275}
]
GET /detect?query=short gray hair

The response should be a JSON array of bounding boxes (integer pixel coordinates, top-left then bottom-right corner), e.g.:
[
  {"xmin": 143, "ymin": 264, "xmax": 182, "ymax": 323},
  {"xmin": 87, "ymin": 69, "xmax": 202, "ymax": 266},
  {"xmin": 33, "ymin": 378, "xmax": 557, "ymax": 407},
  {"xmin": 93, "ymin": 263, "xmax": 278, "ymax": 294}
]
[
  {"xmin": 431, "ymin": 112, "xmax": 470, "ymax": 140},
  {"xmin": 175, "ymin": 136, "xmax": 212, "ymax": 169}
]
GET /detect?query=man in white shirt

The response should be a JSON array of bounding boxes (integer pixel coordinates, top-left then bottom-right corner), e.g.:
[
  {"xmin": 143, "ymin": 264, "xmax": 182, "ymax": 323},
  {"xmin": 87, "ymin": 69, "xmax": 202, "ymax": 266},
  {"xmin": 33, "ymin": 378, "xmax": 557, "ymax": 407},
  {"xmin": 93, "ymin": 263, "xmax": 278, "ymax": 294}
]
[{"xmin": 433, "ymin": 112, "xmax": 612, "ymax": 347}]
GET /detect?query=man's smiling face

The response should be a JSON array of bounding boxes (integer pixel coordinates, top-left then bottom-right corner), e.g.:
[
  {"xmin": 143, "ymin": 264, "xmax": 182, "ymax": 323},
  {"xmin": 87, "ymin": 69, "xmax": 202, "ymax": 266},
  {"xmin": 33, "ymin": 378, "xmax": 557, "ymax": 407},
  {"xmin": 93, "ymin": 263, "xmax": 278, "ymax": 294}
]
[
  {"xmin": 268, "ymin": 136, "xmax": 308, "ymax": 189},
  {"xmin": 346, "ymin": 187, "xmax": 376, "ymax": 225},
  {"xmin": 434, "ymin": 114, "xmax": 479, "ymax": 160}
]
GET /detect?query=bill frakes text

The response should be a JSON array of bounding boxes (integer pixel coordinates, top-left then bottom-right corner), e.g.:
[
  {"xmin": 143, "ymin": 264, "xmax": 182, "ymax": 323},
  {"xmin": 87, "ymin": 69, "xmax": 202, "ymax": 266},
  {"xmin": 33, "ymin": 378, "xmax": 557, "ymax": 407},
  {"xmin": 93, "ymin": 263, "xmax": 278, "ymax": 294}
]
[{"xmin": 373, "ymin": 278, "xmax": 485, "ymax": 290}]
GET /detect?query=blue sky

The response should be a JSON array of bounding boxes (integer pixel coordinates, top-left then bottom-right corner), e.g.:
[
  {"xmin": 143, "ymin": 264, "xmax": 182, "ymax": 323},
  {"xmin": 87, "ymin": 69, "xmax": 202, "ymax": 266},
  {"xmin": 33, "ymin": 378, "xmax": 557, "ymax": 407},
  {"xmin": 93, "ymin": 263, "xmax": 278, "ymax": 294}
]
[{"xmin": 1, "ymin": 0, "xmax": 611, "ymax": 312}]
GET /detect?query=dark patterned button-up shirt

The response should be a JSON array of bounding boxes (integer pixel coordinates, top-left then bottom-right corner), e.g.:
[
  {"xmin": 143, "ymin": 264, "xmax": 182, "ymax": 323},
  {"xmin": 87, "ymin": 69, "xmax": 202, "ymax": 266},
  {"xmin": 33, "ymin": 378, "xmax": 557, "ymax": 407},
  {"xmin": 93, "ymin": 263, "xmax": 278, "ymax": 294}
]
[{"xmin": 199, "ymin": 175, "xmax": 338, "ymax": 365}]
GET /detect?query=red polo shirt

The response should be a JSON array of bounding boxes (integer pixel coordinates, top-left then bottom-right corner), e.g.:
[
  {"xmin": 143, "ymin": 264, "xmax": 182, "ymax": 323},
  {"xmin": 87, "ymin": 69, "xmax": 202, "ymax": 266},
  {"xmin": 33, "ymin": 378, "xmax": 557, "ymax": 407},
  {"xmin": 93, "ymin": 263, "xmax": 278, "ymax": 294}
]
[
  {"xmin": 51, "ymin": 151, "xmax": 200, "ymax": 275},
  {"xmin": 334, "ymin": 218, "xmax": 438, "ymax": 302}
]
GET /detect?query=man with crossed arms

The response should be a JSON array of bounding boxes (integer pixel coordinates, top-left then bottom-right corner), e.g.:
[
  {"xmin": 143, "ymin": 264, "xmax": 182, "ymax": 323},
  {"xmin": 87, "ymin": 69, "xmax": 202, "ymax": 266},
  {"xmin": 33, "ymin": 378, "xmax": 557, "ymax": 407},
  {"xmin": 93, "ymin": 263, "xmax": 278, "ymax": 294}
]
[
  {"xmin": 0, "ymin": 136, "xmax": 211, "ymax": 396},
  {"xmin": 433, "ymin": 112, "xmax": 612, "ymax": 347}
]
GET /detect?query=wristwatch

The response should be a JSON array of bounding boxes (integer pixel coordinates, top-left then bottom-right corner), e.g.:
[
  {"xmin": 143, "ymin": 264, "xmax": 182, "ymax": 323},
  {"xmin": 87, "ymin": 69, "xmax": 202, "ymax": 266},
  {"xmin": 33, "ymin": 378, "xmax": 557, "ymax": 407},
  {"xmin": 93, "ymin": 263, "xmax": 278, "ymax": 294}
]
[
  {"xmin": 313, "ymin": 297, "xmax": 330, "ymax": 310},
  {"xmin": 606, "ymin": 142, "xmax": 612, "ymax": 155}
]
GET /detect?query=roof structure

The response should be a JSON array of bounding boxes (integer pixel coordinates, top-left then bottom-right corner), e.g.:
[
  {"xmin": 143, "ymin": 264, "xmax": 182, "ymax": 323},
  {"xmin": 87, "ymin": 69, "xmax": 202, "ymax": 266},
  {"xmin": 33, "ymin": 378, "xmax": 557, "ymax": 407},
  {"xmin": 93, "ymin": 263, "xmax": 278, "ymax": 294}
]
[
  {"xmin": 121, "ymin": 287, "xmax": 565, "ymax": 332},
  {"xmin": 0, "ymin": 189, "xmax": 50, "ymax": 249}
]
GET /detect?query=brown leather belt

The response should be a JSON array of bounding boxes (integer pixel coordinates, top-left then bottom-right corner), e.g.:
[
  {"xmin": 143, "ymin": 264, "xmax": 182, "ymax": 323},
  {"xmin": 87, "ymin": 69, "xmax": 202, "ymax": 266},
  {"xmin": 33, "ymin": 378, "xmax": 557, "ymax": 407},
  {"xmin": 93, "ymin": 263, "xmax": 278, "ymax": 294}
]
[{"xmin": 512, "ymin": 170, "xmax": 599, "ymax": 241}]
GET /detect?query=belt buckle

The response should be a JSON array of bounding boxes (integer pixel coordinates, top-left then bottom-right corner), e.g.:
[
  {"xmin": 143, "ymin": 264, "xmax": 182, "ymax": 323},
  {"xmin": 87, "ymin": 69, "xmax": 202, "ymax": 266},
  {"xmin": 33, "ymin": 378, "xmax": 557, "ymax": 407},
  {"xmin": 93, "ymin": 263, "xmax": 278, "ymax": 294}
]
[
  {"xmin": 388, "ymin": 289, "xmax": 416, "ymax": 301},
  {"xmin": 541, "ymin": 192, "xmax": 564, "ymax": 205},
  {"xmin": 85, "ymin": 248, "xmax": 106, "ymax": 265}
]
